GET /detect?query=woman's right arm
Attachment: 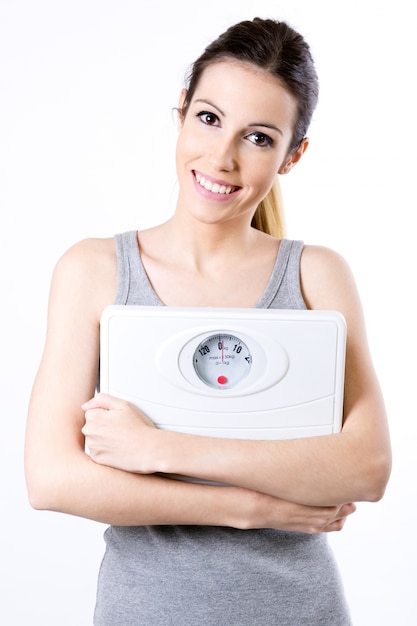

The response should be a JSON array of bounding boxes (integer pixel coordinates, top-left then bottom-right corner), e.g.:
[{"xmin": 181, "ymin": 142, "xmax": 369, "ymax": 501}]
[
  {"xmin": 24, "ymin": 238, "xmax": 234, "ymax": 526},
  {"xmin": 24, "ymin": 238, "xmax": 354, "ymax": 533}
]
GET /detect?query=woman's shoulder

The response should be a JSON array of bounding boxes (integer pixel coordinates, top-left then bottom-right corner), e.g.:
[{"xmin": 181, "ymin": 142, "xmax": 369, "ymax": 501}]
[
  {"xmin": 59, "ymin": 235, "xmax": 115, "ymax": 260},
  {"xmin": 54, "ymin": 236, "xmax": 116, "ymax": 275},
  {"xmin": 300, "ymin": 244, "xmax": 358, "ymax": 311},
  {"xmin": 51, "ymin": 236, "xmax": 118, "ymax": 312},
  {"xmin": 301, "ymin": 243, "xmax": 350, "ymax": 270}
]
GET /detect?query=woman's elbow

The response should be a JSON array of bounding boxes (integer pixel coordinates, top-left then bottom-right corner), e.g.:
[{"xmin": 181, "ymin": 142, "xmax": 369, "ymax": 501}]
[
  {"xmin": 360, "ymin": 450, "xmax": 392, "ymax": 502},
  {"xmin": 25, "ymin": 450, "xmax": 86, "ymax": 512},
  {"xmin": 26, "ymin": 487, "xmax": 50, "ymax": 512},
  {"xmin": 25, "ymin": 465, "xmax": 61, "ymax": 511}
]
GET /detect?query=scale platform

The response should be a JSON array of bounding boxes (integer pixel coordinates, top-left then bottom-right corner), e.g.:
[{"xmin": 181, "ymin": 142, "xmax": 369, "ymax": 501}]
[{"xmin": 99, "ymin": 306, "xmax": 346, "ymax": 440}]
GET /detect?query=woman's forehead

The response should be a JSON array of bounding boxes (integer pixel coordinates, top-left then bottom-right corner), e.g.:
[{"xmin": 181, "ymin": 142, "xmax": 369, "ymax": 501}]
[{"xmin": 191, "ymin": 60, "xmax": 297, "ymax": 128}]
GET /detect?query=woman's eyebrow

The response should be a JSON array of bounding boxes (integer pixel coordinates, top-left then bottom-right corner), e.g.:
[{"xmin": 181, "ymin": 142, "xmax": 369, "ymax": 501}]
[
  {"xmin": 194, "ymin": 98, "xmax": 283, "ymax": 136},
  {"xmin": 248, "ymin": 122, "xmax": 283, "ymax": 136},
  {"xmin": 194, "ymin": 98, "xmax": 224, "ymax": 116}
]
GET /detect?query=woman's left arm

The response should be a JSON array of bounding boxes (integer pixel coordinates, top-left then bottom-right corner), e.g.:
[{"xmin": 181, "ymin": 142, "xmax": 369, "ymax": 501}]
[{"xmin": 83, "ymin": 246, "xmax": 391, "ymax": 507}]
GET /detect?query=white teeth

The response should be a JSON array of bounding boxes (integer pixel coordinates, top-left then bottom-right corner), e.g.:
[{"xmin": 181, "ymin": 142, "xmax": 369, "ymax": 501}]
[{"xmin": 195, "ymin": 173, "xmax": 235, "ymax": 195}]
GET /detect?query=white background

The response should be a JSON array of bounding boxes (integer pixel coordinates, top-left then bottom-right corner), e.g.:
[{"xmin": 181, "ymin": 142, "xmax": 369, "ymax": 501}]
[{"xmin": 1, "ymin": 1, "xmax": 415, "ymax": 624}]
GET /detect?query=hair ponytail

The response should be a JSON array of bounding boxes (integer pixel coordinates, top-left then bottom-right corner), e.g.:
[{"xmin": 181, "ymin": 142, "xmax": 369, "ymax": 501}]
[{"xmin": 251, "ymin": 177, "xmax": 286, "ymax": 238}]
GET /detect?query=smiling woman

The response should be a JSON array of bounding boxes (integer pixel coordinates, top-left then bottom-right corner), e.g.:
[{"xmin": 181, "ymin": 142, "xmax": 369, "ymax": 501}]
[{"xmin": 24, "ymin": 16, "xmax": 391, "ymax": 626}]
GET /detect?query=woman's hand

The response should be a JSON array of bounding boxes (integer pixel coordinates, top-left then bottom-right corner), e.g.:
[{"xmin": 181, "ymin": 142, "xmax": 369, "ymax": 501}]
[
  {"xmin": 81, "ymin": 393, "xmax": 158, "ymax": 473},
  {"xmin": 240, "ymin": 489, "xmax": 357, "ymax": 534}
]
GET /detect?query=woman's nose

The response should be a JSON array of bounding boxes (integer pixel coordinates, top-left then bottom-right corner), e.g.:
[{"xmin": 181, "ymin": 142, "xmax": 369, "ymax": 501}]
[{"xmin": 209, "ymin": 133, "xmax": 237, "ymax": 172}]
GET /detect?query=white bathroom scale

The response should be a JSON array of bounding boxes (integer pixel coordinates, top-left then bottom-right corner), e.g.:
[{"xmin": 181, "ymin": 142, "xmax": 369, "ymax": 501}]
[{"xmin": 99, "ymin": 306, "xmax": 346, "ymax": 440}]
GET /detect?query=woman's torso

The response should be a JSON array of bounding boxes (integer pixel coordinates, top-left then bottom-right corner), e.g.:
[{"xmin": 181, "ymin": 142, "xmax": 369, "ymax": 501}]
[{"xmin": 94, "ymin": 230, "xmax": 351, "ymax": 626}]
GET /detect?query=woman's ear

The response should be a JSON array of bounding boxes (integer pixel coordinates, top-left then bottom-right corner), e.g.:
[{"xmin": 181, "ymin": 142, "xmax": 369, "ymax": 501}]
[
  {"xmin": 278, "ymin": 137, "xmax": 309, "ymax": 174},
  {"xmin": 177, "ymin": 89, "xmax": 188, "ymax": 129}
]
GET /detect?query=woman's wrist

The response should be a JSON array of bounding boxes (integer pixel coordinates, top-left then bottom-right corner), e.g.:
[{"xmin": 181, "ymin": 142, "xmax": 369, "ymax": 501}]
[{"xmin": 152, "ymin": 430, "xmax": 194, "ymax": 476}]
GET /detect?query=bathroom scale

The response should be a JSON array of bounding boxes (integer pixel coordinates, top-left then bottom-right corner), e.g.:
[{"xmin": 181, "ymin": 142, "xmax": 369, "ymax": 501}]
[{"xmin": 99, "ymin": 305, "xmax": 346, "ymax": 440}]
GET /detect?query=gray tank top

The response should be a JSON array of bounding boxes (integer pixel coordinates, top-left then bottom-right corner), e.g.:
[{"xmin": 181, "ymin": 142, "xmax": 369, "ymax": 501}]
[{"xmin": 94, "ymin": 230, "xmax": 351, "ymax": 626}]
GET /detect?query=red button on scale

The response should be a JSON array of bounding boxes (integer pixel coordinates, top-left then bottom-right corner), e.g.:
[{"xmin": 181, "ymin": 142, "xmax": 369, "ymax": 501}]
[{"xmin": 217, "ymin": 375, "xmax": 228, "ymax": 385}]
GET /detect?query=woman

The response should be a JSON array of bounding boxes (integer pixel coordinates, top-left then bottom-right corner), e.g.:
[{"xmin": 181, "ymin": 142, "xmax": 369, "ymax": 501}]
[{"xmin": 25, "ymin": 17, "xmax": 391, "ymax": 625}]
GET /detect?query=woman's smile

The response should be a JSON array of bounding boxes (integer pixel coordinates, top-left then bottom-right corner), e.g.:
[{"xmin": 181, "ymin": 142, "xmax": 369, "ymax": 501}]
[{"xmin": 193, "ymin": 170, "xmax": 241, "ymax": 199}]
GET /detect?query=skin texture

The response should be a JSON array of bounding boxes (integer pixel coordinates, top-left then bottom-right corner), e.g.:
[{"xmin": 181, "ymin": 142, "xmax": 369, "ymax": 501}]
[{"xmin": 25, "ymin": 60, "xmax": 391, "ymax": 533}]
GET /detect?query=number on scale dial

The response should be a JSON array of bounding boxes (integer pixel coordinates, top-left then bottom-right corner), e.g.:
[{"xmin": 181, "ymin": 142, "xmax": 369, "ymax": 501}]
[{"xmin": 193, "ymin": 333, "xmax": 252, "ymax": 389}]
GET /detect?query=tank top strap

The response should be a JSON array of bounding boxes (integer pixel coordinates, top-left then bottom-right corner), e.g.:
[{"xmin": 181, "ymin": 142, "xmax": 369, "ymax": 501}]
[
  {"xmin": 114, "ymin": 231, "xmax": 163, "ymax": 306},
  {"xmin": 256, "ymin": 239, "xmax": 307, "ymax": 310}
]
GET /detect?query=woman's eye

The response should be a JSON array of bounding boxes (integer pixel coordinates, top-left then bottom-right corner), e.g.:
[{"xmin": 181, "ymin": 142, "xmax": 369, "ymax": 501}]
[
  {"xmin": 247, "ymin": 132, "xmax": 273, "ymax": 147},
  {"xmin": 197, "ymin": 111, "xmax": 219, "ymax": 126}
]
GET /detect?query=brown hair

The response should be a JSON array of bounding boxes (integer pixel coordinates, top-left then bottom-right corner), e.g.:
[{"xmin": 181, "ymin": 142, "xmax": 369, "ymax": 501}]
[{"xmin": 181, "ymin": 18, "xmax": 319, "ymax": 237}]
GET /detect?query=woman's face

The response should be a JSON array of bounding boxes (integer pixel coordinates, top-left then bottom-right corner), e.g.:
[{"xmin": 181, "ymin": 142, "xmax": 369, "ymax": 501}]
[{"xmin": 175, "ymin": 59, "xmax": 305, "ymax": 227}]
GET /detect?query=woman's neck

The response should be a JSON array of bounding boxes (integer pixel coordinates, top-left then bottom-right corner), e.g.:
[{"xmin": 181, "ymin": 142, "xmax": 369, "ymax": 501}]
[{"xmin": 158, "ymin": 214, "xmax": 261, "ymax": 270}]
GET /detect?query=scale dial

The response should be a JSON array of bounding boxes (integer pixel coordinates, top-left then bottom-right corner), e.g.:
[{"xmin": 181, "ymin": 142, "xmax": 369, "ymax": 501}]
[{"xmin": 193, "ymin": 333, "xmax": 252, "ymax": 389}]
